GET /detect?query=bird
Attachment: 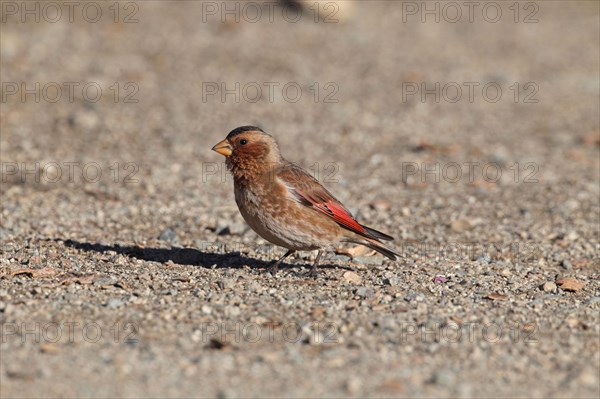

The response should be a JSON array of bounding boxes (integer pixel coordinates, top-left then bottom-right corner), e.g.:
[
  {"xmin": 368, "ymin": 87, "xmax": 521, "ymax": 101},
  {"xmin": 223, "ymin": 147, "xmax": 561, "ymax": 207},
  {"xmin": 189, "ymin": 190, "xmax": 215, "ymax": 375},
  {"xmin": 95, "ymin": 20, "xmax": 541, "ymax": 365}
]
[{"xmin": 211, "ymin": 125, "xmax": 400, "ymax": 275}]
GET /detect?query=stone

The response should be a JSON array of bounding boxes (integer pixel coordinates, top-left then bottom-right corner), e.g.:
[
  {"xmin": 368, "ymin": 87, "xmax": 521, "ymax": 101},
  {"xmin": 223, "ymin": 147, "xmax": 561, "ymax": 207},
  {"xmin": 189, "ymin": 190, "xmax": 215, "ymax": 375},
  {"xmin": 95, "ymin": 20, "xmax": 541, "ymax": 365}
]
[
  {"xmin": 341, "ymin": 271, "xmax": 362, "ymax": 284},
  {"xmin": 355, "ymin": 287, "xmax": 374, "ymax": 299},
  {"xmin": 383, "ymin": 276, "xmax": 400, "ymax": 286},
  {"xmin": 159, "ymin": 228, "xmax": 178, "ymax": 243},
  {"xmin": 561, "ymin": 259, "xmax": 573, "ymax": 270},
  {"xmin": 106, "ymin": 298, "xmax": 124, "ymax": 309},
  {"xmin": 556, "ymin": 277, "xmax": 585, "ymax": 292},
  {"xmin": 450, "ymin": 219, "xmax": 473, "ymax": 232},
  {"xmin": 542, "ymin": 281, "xmax": 557, "ymax": 293}
]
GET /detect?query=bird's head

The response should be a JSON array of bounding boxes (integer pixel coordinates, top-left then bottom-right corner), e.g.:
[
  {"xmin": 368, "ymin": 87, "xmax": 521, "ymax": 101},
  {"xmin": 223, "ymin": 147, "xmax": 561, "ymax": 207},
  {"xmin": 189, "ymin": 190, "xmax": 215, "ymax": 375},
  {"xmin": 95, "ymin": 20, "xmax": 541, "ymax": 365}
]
[{"xmin": 212, "ymin": 126, "xmax": 282, "ymax": 178}]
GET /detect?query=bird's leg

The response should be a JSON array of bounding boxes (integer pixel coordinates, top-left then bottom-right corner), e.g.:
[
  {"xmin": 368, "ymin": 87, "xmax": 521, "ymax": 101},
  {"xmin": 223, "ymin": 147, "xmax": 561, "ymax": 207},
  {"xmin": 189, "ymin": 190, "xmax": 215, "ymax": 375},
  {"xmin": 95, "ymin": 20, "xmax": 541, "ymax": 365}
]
[
  {"xmin": 309, "ymin": 250, "xmax": 323, "ymax": 277},
  {"xmin": 268, "ymin": 249, "xmax": 295, "ymax": 275}
]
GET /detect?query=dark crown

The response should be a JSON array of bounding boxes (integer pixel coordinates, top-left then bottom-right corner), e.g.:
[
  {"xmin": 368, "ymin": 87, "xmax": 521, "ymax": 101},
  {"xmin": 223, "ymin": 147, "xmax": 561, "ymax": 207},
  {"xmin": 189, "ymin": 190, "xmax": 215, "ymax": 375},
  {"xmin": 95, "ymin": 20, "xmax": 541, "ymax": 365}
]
[{"xmin": 226, "ymin": 126, "xmax": 265, "ymax": 140}]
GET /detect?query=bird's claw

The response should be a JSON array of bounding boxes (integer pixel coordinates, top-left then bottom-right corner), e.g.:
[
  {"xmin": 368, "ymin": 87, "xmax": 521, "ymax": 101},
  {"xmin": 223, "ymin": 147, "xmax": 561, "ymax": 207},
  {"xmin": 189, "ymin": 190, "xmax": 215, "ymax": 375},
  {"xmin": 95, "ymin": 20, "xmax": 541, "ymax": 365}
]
[{"xmin": 265, "ymin": 263, "xmax": 279, "ymax": 276}]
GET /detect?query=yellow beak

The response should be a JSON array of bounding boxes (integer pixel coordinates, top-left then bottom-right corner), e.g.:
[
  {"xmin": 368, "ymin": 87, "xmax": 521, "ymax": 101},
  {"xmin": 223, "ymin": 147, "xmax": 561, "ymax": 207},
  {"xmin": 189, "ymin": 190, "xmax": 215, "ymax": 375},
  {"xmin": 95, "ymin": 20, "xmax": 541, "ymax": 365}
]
[{"xmin": 211, "ymin": 139, "xmax": 233, "ymax": 156}]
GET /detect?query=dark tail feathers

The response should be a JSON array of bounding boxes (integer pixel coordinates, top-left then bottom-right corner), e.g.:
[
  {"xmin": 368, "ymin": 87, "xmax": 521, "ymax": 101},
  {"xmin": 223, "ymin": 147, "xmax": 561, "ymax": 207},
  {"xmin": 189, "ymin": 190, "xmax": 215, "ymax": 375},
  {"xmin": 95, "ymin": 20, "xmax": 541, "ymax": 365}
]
[
  {"xmin": 362, "ymin": 225, "xmax": 394, "ymax": 241},
  {"xmin": 363, "ymin": 241, "xmax": 400, "ymax": 260},
  {"xmin": 346, "ymin": 233, "xmax": 401, "ymax": 261}
]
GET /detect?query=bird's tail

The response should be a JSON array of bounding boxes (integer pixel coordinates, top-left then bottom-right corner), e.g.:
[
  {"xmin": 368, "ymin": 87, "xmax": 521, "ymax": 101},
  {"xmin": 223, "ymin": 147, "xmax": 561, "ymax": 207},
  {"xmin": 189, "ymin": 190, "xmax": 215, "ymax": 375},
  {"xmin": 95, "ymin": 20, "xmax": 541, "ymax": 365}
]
[
  {"xmin": 345, "ymin": 235, "xmax": 401, "ymax": 261},
  {"xmin": 361, "ymin": 225, "xmax": 394, "ymax": 241}
]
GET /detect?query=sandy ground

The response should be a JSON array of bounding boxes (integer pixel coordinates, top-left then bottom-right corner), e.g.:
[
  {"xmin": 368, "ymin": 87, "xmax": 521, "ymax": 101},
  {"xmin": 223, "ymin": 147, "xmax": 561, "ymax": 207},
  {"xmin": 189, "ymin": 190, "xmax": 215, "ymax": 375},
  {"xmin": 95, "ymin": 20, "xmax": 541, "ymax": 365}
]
[{"xmin": 1, "ymin": 1, "xmax": 599, "ymax": 398}]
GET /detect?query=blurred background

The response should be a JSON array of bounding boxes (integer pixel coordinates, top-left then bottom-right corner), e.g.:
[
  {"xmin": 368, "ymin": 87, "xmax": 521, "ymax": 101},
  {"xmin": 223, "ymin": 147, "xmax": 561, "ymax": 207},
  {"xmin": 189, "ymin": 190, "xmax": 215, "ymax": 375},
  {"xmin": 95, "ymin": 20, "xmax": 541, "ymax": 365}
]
[
  {"xmin": 2, "ymin": 1, "xmax": 598, "ymax": 241},
  {"xmin": 1, "ymin": 1, "xmax": 599, "ymax": 397},
  {"xmin": 2, "ymin": 0, "xmax": 599, "ymax": 214}
]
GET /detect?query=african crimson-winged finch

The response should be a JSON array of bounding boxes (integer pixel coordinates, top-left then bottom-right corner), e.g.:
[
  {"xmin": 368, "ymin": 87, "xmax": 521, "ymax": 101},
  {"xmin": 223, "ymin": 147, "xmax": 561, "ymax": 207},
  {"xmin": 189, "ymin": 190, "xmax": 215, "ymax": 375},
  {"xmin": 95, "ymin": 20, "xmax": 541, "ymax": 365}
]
[{"xmin": 212, "ymin": 126, "xmax": 400, "ymax": 274}]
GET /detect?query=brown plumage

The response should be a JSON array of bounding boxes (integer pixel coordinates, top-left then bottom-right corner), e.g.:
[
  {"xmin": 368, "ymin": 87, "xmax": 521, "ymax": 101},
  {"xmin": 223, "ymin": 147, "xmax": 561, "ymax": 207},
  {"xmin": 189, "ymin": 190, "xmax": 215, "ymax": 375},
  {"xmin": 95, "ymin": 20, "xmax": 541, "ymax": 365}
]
[{"xmin": 212, "ymin": 126, "xmax": 400, "ymax": 275}]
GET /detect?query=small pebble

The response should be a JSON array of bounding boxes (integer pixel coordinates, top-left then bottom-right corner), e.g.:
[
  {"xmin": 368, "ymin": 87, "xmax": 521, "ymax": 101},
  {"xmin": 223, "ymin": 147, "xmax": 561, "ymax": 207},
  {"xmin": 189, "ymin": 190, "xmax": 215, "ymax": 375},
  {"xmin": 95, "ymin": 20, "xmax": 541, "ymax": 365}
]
[
  {"xmin": 542, "ymin": 281, "xmax": 557, "ymax": 293},
  {"xmin": 561, "ymin": 259, "xmax": 573, "ymax": 270},
  {"xmin": 217, "ymin": 279, "xmax": 236, "ymax": 290},
  {"xmin": 355, "ymin": 287, "xmax": 374, "ymax": 299},
  {"xmin": 159, "ymin": 228, "xmax": 178, "ymax": 243},
  {"xmin": 450, "ymin": 219, "xmax": 473, "ymax": 232},
  {"xmin": 342, "ymin": 271, "xmax": 362, "ymax": 284},
  {"xmin": 201, "ymin": 305, "xmax": 212, "ymax": 315},
  {"xmin": 383, "ymin": 276, "xmax": 400, "ymax": 286},
  {"xmin": 475, "ymin": 255, "xmax": 491, "ymax": 263},
  {"xmin": 106, "ymin": 298, "xmax": 124, "ymax": 309},
  {"xmin": 217, "ymin": 222, "xmax": 246, "ymax": 236}
]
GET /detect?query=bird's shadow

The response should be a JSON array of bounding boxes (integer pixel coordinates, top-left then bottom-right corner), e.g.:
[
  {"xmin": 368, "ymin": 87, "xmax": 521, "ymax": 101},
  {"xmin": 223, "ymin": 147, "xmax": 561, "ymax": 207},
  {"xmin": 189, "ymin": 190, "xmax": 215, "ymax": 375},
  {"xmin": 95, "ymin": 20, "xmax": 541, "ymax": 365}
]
[{"xmin": 61, "ymin": 239, "xmax": 304, "ymax": 271}]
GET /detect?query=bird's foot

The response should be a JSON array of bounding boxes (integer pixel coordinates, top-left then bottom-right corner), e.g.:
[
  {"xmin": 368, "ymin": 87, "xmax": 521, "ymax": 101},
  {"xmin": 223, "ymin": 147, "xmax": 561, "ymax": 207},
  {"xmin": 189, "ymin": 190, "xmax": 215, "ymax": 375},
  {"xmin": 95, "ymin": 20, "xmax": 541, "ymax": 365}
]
[
  {"xmin": 265, "ymin": 262, "xmax": 279, "ymax": 276},
  {"xmin": 265, "ymin": 249, "xmax": 294, "ymax": 277},
  {"xmin": 307, "ymin": 250, "xmax": 323, "ymax": 277}
]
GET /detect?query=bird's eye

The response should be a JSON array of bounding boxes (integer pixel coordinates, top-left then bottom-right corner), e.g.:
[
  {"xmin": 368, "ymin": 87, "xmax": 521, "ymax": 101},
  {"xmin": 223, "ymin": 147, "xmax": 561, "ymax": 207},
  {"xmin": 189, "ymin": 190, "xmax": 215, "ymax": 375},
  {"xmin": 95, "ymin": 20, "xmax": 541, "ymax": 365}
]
[{"xmin": 239, "ymin": 139, "xmax": 248, "ymax": 145}]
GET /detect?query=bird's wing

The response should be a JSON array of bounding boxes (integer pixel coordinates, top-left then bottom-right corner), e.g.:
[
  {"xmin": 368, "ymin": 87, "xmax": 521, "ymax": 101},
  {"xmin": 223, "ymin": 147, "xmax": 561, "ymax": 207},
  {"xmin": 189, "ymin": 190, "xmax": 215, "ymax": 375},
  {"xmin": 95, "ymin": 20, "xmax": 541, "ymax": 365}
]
[{"xmin": 276, "ymin": 163, "xmax": 368, "ymax": 236}]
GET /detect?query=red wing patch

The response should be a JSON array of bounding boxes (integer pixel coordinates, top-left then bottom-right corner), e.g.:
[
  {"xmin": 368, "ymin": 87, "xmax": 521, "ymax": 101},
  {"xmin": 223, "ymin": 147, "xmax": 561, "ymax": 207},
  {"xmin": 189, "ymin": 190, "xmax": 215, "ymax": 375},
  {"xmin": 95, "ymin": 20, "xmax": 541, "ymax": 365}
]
[{"xmin": 293, "ymin": 190, "xmax": 367, "ymax": 236}]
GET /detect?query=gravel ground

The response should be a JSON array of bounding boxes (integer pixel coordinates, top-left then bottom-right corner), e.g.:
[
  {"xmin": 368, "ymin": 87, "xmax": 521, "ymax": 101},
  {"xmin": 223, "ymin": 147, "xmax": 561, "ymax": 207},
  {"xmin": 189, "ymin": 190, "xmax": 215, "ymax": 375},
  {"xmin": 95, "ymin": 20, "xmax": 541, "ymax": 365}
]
[{"xmin": 1, "ymin": 1, "xmax": 599, "ymax": 398}]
